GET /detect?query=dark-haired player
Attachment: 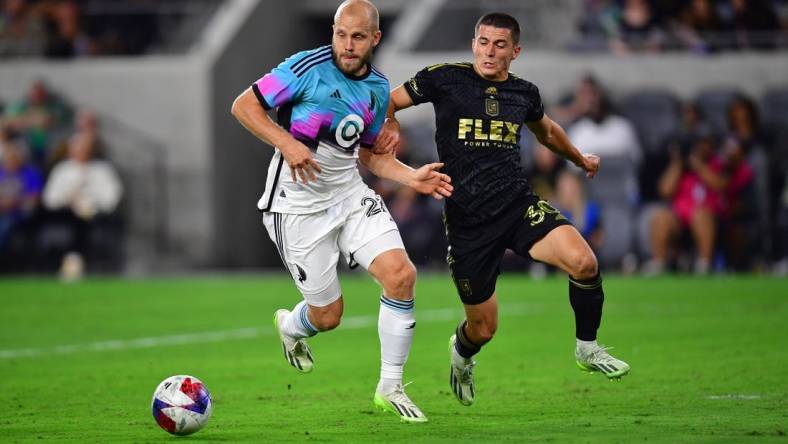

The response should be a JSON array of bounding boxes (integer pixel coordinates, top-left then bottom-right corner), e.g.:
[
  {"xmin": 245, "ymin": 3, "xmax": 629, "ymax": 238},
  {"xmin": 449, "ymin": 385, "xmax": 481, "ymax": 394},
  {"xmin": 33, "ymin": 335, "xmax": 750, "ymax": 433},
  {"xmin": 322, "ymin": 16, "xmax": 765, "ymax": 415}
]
[{"xmin": 375, "ymin": 12, "xmax": 630, "ymax": 406}]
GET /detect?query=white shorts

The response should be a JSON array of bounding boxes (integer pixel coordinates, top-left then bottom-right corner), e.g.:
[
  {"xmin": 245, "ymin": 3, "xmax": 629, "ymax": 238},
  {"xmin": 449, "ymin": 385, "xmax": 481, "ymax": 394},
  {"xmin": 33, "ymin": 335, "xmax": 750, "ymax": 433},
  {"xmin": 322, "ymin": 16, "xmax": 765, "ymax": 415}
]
[{"xmin": 262, "ymin": 185, "xmax": 404, "ymax": 307}]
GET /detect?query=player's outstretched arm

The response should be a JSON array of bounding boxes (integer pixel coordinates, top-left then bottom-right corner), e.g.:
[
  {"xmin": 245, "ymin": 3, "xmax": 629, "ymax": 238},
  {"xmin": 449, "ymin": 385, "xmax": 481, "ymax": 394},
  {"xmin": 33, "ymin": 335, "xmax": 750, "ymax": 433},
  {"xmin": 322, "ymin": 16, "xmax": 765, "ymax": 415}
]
[
  {"xmin": 526, "ymin": 114, "xmax": 600, "ymax": 178},
  {"xmin": 372, "ymin": 86, "xmax": 415, "ymax": 155},
  {"xmin": 231, "ymin": 87, "xmax": 321, "ymax": 184},
  {"xmin": 358, "ymin": 149, "xmax": 453, "ymax": 200}
]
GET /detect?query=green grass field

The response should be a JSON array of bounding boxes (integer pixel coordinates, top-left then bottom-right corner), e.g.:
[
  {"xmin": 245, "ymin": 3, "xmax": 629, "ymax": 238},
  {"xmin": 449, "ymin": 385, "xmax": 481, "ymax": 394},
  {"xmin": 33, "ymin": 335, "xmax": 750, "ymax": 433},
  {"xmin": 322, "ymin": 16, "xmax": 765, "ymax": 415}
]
[{"xmin": 0, "ymin": 275, "xmax": 786, "ymax": 443}]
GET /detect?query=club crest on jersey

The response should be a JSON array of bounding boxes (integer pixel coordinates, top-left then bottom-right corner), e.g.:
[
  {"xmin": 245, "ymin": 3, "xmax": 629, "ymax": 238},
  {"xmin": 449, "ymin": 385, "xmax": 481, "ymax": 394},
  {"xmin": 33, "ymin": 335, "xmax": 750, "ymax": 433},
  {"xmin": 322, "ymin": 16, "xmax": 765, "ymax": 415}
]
[
  {"xmin": 335, "ymin": 113, "xmax": 365, "ymax": 148},
  {"xmin": 485, "ymin": 98, "xmax": 499, "ymax": 117}
]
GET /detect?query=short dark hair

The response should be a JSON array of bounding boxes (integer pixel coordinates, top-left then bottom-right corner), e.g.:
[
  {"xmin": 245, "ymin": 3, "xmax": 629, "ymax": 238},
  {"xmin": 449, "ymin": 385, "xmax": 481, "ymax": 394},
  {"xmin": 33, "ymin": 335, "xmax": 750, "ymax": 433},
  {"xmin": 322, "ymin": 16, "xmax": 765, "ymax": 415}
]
[{"xmin": 475, "ymin": 12, "xmax": 520, "ymax": 45}]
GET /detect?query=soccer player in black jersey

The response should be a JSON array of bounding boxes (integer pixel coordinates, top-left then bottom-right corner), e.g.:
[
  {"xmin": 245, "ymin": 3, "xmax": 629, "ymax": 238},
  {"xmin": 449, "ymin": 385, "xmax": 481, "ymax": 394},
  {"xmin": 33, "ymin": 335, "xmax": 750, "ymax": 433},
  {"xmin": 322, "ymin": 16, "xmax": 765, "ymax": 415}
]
[{"xmin": 374, "ymin": 12, "xmax": 630, "ymax": 406}]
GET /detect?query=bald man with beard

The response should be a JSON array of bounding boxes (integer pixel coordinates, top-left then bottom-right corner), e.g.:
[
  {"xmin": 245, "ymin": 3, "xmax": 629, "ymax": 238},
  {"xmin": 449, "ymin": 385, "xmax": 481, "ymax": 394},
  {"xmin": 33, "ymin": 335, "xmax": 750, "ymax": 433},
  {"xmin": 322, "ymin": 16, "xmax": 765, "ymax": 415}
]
[{"xmin": 232, "ymin": 0, "xmax": 451, "ymax": 423}]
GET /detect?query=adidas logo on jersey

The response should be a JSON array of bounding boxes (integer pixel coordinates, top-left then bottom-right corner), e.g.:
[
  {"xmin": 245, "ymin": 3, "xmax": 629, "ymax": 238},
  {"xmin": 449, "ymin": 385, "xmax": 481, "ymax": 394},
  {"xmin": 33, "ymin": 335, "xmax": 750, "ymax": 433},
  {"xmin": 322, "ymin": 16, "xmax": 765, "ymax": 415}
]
[
  {"xmin": 330, "ymin": 90, "xmax": 342, "ymax": 99},
  {"xmin": 279, "ymin": 190, "xmax": 287, "ymax": 198}
]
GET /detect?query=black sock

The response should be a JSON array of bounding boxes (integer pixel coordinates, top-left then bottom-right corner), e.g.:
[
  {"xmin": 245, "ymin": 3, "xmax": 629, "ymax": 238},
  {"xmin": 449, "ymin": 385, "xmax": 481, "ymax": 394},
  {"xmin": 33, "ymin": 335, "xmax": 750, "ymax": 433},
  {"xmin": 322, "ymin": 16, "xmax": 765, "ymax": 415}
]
[
  {"xmin": 454, "ymin": 320, "xmax": 481, "ymax": 359},
  {"xmin": 568, "ymin": 273, "xmax": 604, "ymax": 341}
]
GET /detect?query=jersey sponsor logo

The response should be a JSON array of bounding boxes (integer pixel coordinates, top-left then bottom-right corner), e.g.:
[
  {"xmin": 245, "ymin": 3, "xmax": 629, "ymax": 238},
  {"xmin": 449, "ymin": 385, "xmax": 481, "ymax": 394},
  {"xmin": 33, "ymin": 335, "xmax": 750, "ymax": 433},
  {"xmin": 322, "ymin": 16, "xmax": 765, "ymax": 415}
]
[
  {"xmin": 330, "ymin": 89, "xmax": 342, "ymax": 99},
  {"xmin": 369, "ymin": 91, "xmax": 377, "ymax": 112},
  {"xmin": 457, "ymin": 118, "xmax": 519, "ymax": 144},
  {"xmin": 335, "ymin": 113, "xmax": 365, "ymax": 148}
]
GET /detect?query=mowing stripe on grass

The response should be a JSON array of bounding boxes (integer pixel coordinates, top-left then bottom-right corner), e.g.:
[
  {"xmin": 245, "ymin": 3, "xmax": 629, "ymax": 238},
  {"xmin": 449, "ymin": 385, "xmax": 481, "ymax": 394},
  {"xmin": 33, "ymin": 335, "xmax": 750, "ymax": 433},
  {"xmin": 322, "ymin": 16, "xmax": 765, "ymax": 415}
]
[{"xmin": 0, "ymin": 302, "xmax": 542, "ymax": 360}]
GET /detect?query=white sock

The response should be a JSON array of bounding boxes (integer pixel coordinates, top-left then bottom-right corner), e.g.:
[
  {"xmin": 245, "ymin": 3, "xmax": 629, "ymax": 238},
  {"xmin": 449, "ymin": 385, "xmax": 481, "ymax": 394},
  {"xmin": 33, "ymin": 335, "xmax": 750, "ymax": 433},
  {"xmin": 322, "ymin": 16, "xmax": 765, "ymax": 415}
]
[
  {"xmin": 376, "ymin": 295, "xmax": 415, "ymax": 394},
  {"xmin": 576, "ymin": 338, "xmax": 598, "ymax": 353},
  {"xmin": 281, "ymin": 300, "xmax": 318, "ymax": 339}
]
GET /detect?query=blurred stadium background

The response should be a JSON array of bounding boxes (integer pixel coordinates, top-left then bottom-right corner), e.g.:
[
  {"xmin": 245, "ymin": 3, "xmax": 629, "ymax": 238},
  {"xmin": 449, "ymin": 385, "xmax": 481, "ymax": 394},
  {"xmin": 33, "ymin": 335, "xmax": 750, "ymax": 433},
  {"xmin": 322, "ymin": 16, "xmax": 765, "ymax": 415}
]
[
  {"xmin": 0, "ymin": 0, "xmax": 787, "ymax": 277},
  {"xmin": 1, "ymin": 1, "xmax": 787, "ymax": 441}
]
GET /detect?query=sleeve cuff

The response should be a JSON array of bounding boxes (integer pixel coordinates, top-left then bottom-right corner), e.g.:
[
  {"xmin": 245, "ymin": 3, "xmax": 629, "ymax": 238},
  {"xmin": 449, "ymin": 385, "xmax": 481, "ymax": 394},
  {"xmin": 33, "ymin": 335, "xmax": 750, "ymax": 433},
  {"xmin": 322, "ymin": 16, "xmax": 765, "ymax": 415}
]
[
  {"xmin": 252, "ymin": 83, "xmax": 273, "ymax": 110},
  {"xmin": 402, "ymin": 80, "xmax": 421, "ymax": 105}
]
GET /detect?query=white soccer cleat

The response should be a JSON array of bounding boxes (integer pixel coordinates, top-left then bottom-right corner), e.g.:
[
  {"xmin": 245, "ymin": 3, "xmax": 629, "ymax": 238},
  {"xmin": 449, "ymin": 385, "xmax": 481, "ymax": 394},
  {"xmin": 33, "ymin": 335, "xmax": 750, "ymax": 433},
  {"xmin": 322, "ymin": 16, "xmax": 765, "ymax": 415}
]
[
  {"xmin": 373, "ymin": 383, "xmax": 428, "ymax": 423},
  {"xmin": 576, "ymin": 344, "xmax": 630, "ymax": 379},
  {"xmin": 449, "ymin": 334, "xmax": 476, "ymax": 406},
  {"xmin": 273, "ymin": 309, "xmax": 314, "ymax": 373}
]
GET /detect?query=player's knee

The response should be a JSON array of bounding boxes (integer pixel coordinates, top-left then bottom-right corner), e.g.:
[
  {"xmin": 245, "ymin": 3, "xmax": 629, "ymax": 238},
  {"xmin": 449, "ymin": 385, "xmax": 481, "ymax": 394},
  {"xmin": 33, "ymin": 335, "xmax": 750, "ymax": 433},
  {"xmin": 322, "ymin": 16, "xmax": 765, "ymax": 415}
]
[
  {"xmin": 569, "ymin": 251, "xmax": 598, "ymax": 280},
  {"xmin": 383, "ymin": 259, "xmax": 416, "ymax": 295},
  {"xmin": 468, "ymin": 319, "xmax": 497, "ymax": 344}
]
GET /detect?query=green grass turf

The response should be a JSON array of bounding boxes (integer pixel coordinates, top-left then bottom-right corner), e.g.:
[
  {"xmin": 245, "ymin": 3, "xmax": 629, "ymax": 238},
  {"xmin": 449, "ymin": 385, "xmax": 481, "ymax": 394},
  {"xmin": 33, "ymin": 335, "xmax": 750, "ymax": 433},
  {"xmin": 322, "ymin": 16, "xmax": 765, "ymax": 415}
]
[{"xmin": 0, "ymin": 274, "xmax": 786, "ymax": 443}]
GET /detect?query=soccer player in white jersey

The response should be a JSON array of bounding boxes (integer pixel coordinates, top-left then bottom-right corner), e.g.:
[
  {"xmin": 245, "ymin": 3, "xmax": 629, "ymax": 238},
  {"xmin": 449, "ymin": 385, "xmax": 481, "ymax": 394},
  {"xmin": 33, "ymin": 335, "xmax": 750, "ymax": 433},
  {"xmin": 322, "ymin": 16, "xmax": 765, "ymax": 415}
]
[{"xmin": 231, "ymin": 0, "xmax": 452, "ymax": 423}]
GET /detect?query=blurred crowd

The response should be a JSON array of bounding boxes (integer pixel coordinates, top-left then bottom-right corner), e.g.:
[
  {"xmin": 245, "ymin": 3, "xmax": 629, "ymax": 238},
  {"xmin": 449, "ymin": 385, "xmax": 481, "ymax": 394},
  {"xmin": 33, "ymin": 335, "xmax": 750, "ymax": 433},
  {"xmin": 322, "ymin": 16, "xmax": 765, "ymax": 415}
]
[
  {"xmin": 366, "ymin": 75, "xmax": 788, "ymax": 276},
  {"xmin": 0, "ymin": 80, "xmax": 123, "ymax": 277},
  {"xmin": 0, "ymin": 0, "xmax": 175, "ymax": 57},
  {"xmin": 574, "ymin": 0, "xmax": 788, "ymax": 53}
]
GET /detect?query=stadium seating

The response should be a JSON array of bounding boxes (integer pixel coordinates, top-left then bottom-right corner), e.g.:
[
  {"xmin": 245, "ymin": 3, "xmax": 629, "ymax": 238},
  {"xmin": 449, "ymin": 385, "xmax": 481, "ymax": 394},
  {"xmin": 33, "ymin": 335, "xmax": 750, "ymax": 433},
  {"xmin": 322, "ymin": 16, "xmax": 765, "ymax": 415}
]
[
  {"xmin": 620, "ymin": 90, "xmax": 681, "ymax": 154},
  {"xmin": 695, "ymin": 88, "xmax": 742, "ymax": 135}
]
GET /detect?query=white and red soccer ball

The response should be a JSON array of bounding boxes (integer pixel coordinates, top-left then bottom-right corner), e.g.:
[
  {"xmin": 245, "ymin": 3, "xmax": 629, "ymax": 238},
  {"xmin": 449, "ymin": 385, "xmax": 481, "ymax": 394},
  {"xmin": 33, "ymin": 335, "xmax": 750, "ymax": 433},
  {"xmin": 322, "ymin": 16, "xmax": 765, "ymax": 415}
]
[{"xmin": 151, "ymin": 375, "xmax": 213, "ymax": 435}]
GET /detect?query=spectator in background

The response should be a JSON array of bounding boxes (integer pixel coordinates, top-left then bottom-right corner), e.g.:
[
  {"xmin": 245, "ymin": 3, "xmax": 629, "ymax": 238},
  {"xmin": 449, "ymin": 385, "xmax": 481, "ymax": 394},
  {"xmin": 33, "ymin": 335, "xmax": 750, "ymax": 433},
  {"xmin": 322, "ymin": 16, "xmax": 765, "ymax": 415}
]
[
  {"xmin": 574, "ymin": 0, "xmax": 622, "ymax": 51},
  {"xmin": 671, "ymin": 0, "xmax": 723, "ymax": 53},
  {"xmin": 3, "ymin": 80, "xmax": 72, "ymax": 169},
  {"xmin": 640, "ymin": 102, "xmax": 709, "ymax": 274},
  {"xmin": 726, "ymin": 0, "xmax": 781, "ymax": 49},
  {"xmin": 43, "ymin": 0, "xmax": 91, "ymax": 57},
  {"xmin": 550, "ymin": 74, "xmax": 601, "ymax": 127},
  {"xmin": 717, "ymin": 135, "xmax": 756, "ymax": 270},
  {"xmin": 726, "ymin": 95, "xmax": 769, "ymax": 265},
  {"xmin": 0, "ymin": 0, "xmax": 45, "ymax": 56},
  {"xmin": 609, "ymin": 0, "xmax": 665, "ymax": 54},
  {"xmin": 567, "ymin": 76, "xmax": 642, "ymax": 165},
  {"xmin": 554, "ymin": 170, "xmax": 604, "ymax": 252},
  {"xmin": 0, "ymin": 138, "xmax": 42, "ymax": 255},
  {"xmin": 48, "ymin": 108, "xmax": 105, "ymax": 166},
  {"xmin": 525, "ymin": 142, "xmax": 566, "ymax": 201},
  {"xmin": 651, "ymin": 130, "xmax": 753, "ymax": 274},
  {"xmin": 42, "ymin": 130, "xmax": 122, "ymax": 279}
]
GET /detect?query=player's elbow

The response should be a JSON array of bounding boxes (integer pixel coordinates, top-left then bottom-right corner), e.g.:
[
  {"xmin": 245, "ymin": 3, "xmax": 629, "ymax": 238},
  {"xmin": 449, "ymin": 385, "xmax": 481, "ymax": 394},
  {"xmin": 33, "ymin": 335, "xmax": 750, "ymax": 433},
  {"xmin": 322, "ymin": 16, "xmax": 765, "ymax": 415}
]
[{"xmin": 230, "ymin": 94, "xmax": 244, "ymax": 118}]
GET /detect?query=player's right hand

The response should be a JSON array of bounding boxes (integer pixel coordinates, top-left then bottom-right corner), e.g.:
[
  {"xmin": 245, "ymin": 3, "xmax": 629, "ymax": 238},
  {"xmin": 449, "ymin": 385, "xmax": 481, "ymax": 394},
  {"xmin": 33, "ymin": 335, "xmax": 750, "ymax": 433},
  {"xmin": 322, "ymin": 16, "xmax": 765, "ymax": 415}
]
[
  {"xmin": 371, "ymin": 117, "xmax": 401, "ymax": 155},
  {"xmin": 280, "ymin": 139, "xmax": 322, "ymax": 184}
]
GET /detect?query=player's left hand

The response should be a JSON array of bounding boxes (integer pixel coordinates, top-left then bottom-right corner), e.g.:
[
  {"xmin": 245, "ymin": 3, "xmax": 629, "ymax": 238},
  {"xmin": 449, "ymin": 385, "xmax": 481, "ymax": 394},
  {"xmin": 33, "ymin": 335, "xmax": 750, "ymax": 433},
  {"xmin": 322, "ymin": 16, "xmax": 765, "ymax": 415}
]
[
  {"xmin": 580, "ymin": 153, "xmax": 600, "ymax": 179},
  {"xmin": 408, "ymin": 162, "xmax": 453, "ymax": 200},
  {"xmin": 371, "ymin": 118, "xmax": 401, "ymax": 155}
]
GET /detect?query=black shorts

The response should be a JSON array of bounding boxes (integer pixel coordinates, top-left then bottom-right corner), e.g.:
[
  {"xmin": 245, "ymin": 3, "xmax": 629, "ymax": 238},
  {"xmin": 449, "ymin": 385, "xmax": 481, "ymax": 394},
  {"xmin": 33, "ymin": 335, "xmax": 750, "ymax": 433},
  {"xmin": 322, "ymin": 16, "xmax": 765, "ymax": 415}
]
[{"xmin": 444, "ymin": 194, "xmax": 572, "ymax": 305}]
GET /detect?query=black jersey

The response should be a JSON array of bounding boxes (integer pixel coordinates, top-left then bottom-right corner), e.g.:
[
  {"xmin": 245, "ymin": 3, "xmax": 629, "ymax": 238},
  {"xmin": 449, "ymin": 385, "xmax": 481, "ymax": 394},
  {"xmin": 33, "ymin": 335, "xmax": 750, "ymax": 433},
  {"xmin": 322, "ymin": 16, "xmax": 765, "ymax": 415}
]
[{"xmin": 403, "ymin": 62, "xmax": 545, "ymax": 226}]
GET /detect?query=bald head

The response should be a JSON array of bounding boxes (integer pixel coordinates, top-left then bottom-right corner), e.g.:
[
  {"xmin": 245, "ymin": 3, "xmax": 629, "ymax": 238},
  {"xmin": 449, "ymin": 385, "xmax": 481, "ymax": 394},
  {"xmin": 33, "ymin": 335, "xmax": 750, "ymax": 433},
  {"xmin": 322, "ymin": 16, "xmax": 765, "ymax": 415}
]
[{"xmin": 334, "ymin": 0, "xmax": 379, "ymax": 32}]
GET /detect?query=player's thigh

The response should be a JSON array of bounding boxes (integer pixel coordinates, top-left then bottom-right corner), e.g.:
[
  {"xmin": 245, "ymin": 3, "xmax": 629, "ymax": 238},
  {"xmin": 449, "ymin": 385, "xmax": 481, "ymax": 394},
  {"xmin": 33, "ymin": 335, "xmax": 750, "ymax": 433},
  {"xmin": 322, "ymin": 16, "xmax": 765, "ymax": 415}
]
[
  {"xmin": 338, "ymin": 186, "xmax": 405, "ymax": 271},
  {"xmin": 527, "ymin": 225, "xmax": 598, "ymax": 277},
  {"xmin": 445, "ymin": 219, "xmax": 508, "ymax": 306},
  {"xmin": 262, "ymin": 211, "xmax": 343, "ymax": 307},
  {"xmin": 506, "ymin": 196, "xmax": 585, "ymax": 270}
]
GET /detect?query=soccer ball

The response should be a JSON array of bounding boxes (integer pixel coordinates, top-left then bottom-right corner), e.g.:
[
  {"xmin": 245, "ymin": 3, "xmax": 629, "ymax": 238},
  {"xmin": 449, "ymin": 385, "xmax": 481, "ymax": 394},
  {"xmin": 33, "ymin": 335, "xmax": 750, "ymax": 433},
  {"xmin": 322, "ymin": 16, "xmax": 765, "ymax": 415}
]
[{"xmin": 151, "ymin": 375, "xmax": 213, "ymax": 435}]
